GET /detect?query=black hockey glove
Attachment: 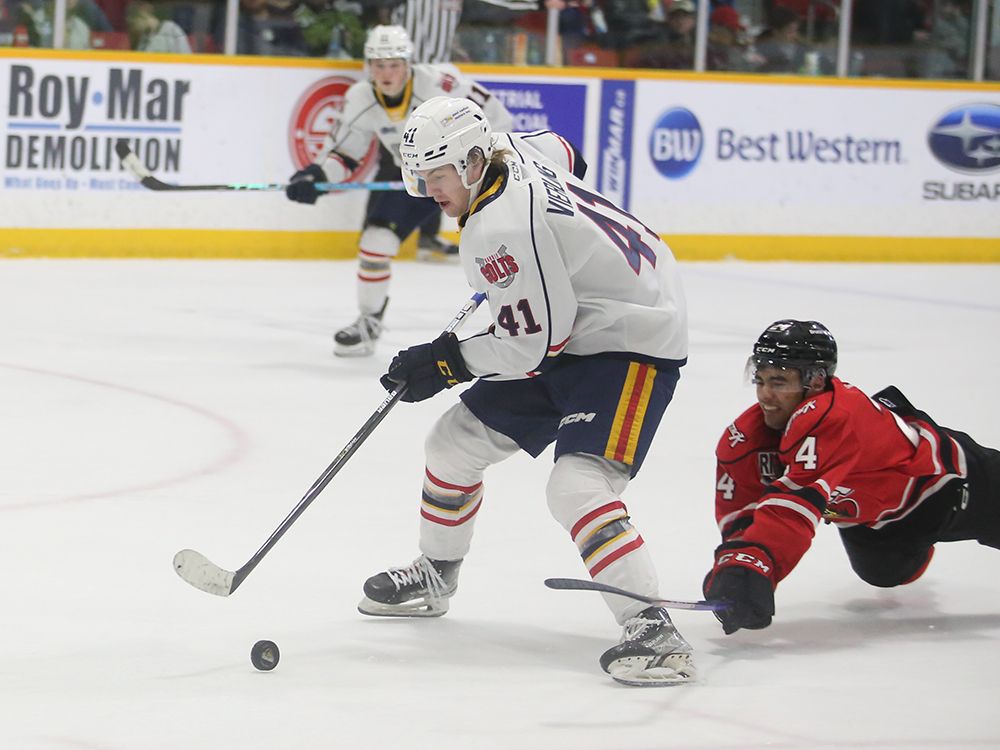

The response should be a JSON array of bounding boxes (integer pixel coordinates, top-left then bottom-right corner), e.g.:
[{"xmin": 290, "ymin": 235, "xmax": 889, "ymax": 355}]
[
  {"xmin": 285, "ymin": 164, "xmax": 326, "ymax": 204},
  {"xmin": 703, "ymin": 541, "xmax": 776, "ymax": 635},
  {"xmin": 380, "ymin": 332, "xmax": 474, "ymax": 403}
]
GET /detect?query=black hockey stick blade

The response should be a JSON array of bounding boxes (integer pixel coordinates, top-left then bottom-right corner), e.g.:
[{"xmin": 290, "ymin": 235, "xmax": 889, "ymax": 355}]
[
  {"xmin": 544, "ymin": 577, "xmax": 728, "ymax": 612},
  {"xmin": 115, "ymin": 140, "xmax": 403, "ymax": 192}
]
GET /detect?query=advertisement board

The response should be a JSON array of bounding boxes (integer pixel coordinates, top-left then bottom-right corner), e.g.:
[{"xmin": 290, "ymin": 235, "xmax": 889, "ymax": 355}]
[
  {"xmin": 1, "ymin": 55, "xmax": 371, "ymax": 235},
  {"xmin": 630, "ymin": 78, "xmax": 999, "ymax": 241},
  {"xmin": 2, "ymin": 50, "xmax": 997, "ymax": 260}
]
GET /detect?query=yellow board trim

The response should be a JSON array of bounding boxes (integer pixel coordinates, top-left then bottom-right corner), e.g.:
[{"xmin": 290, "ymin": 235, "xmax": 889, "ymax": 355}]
[
  {"xmin": 2, "ymin": 230, "xmax": 997, "ymax": 262},
  {"xmin": 664, "ymin": 235, "xmax": 1000, "ymax": 263},
  {"xmin": 0, "ymin": 228, "xmax": 419, "ymax": 259}
]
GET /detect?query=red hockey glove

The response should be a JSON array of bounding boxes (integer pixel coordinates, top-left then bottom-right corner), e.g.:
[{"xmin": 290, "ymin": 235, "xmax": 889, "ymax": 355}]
[
  {"xmin": 380, "ymin": 332, "xmax": 474, "ymax": 403},
  {"xmin": 286, "ymin": 164, "xmax": 326, "ymax": 205},
  {"xmin": 703, "ymin": 541, "xmax": 776, "ymax": 635}
]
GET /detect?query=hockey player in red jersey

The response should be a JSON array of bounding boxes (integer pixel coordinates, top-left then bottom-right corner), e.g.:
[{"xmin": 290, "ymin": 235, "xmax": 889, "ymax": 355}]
[
  {"xmin": 357, "ymin": 96, "xmax": 694, "ymax": 687},
  {"xmin": 704, "ymin": 319, "xmax": 1000, "ymax": 635}
]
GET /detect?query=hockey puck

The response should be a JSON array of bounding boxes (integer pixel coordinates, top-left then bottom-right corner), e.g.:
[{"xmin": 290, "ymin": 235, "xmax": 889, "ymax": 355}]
[{"xmin": 250, "ymin": 640, "xmax": 280, "ymax": 671}]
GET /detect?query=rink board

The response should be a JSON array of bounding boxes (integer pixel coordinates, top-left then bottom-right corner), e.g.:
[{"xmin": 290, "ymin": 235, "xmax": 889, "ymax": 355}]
[{"xmin": 1, "ymin": 48, "xmax": 998, "ymax": 261}]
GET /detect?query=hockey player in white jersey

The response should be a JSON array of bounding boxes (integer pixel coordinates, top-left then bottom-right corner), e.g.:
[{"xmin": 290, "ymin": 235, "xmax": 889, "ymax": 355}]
[
  {"xmin": 359, "ymin": 97, "xmax": 695, "ymax": 687},
  {"xmin": 285, "ymin": 25, "xmax": 514, "ymax": 356}
]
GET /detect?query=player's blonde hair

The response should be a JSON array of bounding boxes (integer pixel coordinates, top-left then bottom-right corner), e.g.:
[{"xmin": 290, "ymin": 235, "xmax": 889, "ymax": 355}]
[{"xmin": 487, "ymin": 147, "xmax": 511, "ymax": 168}]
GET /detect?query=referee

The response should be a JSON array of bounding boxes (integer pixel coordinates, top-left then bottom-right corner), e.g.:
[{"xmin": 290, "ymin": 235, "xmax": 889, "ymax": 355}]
[{"xmin": 390, "ymin": 0, "xmax": 463, "ymax": 64}]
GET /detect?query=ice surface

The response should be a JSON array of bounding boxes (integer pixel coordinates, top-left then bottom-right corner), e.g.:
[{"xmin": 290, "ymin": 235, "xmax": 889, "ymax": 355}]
[{"xmin": 1, "ymin": 259, "xmax": 998, "ymax": 749}]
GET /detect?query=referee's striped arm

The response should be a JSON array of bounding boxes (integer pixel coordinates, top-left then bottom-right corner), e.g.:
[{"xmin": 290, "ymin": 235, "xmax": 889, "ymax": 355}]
[{"xmin": 392, "ymin": 0, "xmax": 462, "ymax": 64}]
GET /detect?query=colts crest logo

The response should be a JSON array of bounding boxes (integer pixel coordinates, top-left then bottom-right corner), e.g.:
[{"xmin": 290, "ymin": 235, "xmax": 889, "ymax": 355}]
[{"xmin": 477, "ymin": 245, "xmax": 519, "ymax": 288}]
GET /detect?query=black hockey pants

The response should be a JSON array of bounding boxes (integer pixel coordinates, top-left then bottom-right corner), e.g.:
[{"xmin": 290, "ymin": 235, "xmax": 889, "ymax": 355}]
[{"xmin": 838, "ymin": 387, "xmax": 1000, "ymax": 588}]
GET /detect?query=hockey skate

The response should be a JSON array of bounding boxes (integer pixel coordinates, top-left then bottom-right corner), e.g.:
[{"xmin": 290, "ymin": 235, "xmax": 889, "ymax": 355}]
[
  {"xmin": 358, "ymin": 555, "xmax": 461, "ymax": 618},
  {"xmin": 416, "ymin": 234, "xmax": 460, "ymax": 263},
  {"xmin": 599, "ymin": 606, "xmax": 696, "ymax": 686},
  {"xmin": 333, "ymin": 299, "xmax": 387, "ymax": 357}
]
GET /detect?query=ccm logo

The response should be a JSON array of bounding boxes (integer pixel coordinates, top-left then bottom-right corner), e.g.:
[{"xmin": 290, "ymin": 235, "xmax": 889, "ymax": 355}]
[
  {"xmin": 719, "ymin": 551, "xmax": 771, "ymax": 575},
  {"xmin": 559, "ymin": 412, "xmax": 596, "ymax": 428}
]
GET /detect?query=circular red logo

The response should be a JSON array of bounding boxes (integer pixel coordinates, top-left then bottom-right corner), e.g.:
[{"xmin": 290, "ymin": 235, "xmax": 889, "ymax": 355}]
[{"xmin": 288, "ymin": 75, "xmax": 379, "ymax": 181}]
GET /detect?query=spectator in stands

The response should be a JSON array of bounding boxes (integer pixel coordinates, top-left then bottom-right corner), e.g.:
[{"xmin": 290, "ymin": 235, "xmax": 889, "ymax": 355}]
[
  {"xmin": 292, "ymin": 0, "xmax": 364, "ymax": 58},
  {"xmin": 14, "ymin": 0, "xmax": 112, "ymax": 47},
  {"xmin": 771, "ymin": 0, "xmax": 839, "ymax": 42},
  {"xmin": 632, "ymin": 0, "xmax": 695, "ymax": 69},
  {"xmin": 0, "ymin": 1, "xmax": 15, "ymax": 45},
  {"xmin": 126, "ymin": 0, "xmax": 191, "ymax": 52},
  {"xmin": 599, "ymin": 0, "xmax": 659, "ymax": 51},
  {"xmin": 852, "ymin": 0, "xmax": 927, "ymax": 46},
  {"xmin": 922, "ymin": 0, "xmax": 971, "ymax": 79},
  {"xmin": 550, "ymin": 0, "xmax": 601, "ymax": 58},
  {"xmin": 229, "ymin": 0, "xmax": 307, "ymax": 56},
  {"xmin": 707, "ymin": 5, "xmax": 761, "ymax": 71},
  {"xmin": 989, "ymin": 30, "xmax": 1000, "ymax": 81},
  {"xmin": 755, "ymin": 5, "xmax": 832, "ymax": 74}
]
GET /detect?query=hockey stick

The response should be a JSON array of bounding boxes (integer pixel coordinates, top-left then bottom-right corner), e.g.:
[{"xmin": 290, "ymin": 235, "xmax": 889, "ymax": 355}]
[
  {"xmin": 544, "ymin": 578, "xmax": 728, "ymax": 612},
  {"xmin": 115, "ymin": 140, "xmax": 404, "ymax": 193},
  {"xmin": 173, "ymin": 292, "xmax": 487, "ymax": 597}
]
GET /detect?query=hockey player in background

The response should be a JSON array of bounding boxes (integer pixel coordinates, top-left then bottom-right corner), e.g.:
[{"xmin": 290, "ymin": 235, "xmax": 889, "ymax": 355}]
[
  {"xmin": 704, "ymin": 320, "xmax": 1000, "ymax": 635},
  {"xmin": 358, "ymin": 96, "xmax": 695, "ymax": 687},
  {"xmin": 285, "ymin": 25, "xmax": 513, "ymax": 357}
]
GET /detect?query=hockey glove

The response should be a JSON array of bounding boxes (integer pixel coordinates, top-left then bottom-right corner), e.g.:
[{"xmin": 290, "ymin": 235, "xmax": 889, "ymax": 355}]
[
  {"xmin": 285, "ymin": 164, "xmax": 326, "ymax": 204},
  {"xmin": 703, "ymin": 541, "xmax": 776, "ymax": 635},
  {"xmin": 380, "ymin": 332, "xmax": 474, "ymax": 403}
]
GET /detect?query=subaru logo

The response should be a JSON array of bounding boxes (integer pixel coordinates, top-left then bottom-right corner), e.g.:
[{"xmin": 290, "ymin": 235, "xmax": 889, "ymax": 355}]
[
  {"xmin": 927, "ymin": 103, "xmax": 1000, "ymax": 173},
  {"xmin": 649, "ymin": 107, "xmax": 702, "ymax": 179}
]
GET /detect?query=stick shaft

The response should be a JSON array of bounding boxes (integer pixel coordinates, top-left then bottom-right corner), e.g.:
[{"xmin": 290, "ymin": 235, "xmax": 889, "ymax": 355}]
[
  {"xmin": 223, "ymin": 292, "xmax": 485, "ymax": 594},
  {"xmin": 543, "ymin": 577, "xmax": 726, "ymax": 612},
  {"xmin": 115, "ymin": 139, "xmax": 403, "ymax": 193}
]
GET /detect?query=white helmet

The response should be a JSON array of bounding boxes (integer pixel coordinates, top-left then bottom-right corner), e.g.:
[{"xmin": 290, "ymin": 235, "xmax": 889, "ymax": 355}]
[
  {"xmin": 399, "ymin": 96, "xmax": 495, "ymax": 198},
  {"xmin": 364, "ymin": 25, "xmax": 414, "ymax": 63}
]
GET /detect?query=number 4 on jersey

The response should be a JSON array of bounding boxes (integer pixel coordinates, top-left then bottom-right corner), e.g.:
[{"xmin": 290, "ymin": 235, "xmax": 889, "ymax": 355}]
[
  {"xmin": 716, "ymin": 472, "xmax": 736, "ymax": 500},
  {"xmin": 795, "ymin": 436, "xmax": 818, "ymax": 470}
]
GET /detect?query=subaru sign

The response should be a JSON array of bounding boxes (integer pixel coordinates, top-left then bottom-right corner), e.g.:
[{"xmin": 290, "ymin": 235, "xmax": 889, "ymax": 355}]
[
  {"xmin": 927, "ymin": 103, "xmax": 1000, "ymax": 174},
  {"xmin": 649, "ymin": 107, "xmax": 702, "ymax": 179}
]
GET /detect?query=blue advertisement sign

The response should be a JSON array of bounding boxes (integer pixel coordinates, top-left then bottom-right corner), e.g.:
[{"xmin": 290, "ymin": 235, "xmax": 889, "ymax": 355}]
[
  {"xmin": 597, "ymin": 79, "xmax": 634, "ymax": 210},
  {"xmin": 649, "ymin": 107, "xmax": 703, "ymax": 180},
  {"xmin": 481, "ymin": 80, "xmax": 587, "ymax": 157}
]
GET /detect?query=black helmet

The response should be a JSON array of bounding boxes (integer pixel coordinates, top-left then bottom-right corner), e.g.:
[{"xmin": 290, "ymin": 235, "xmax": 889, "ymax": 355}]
[{"xmin": 752, "ymin": 320, "xmax": 837, "ymax": 378}]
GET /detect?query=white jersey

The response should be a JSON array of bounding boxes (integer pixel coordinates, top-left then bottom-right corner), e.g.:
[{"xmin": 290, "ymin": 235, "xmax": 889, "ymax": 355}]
[
  {"xmin": 317, "ymin": 64, "xmax": 513, "ymax": 183},
  {"xmin": 457, "ymin": 133, "xmax": 688, "ymax": 380}
]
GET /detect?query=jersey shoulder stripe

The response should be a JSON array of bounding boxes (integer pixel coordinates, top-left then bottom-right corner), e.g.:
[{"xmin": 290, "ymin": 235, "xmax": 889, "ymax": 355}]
[{"xmin": 766, "ymin": 479, "xmax": 827, "ymax": 514}]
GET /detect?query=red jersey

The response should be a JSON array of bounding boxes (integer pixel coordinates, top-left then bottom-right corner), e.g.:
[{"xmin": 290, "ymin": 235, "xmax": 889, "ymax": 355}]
[{"xmin": 714, "ymin": 378, "xmax": 967, "ymax": 583}]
